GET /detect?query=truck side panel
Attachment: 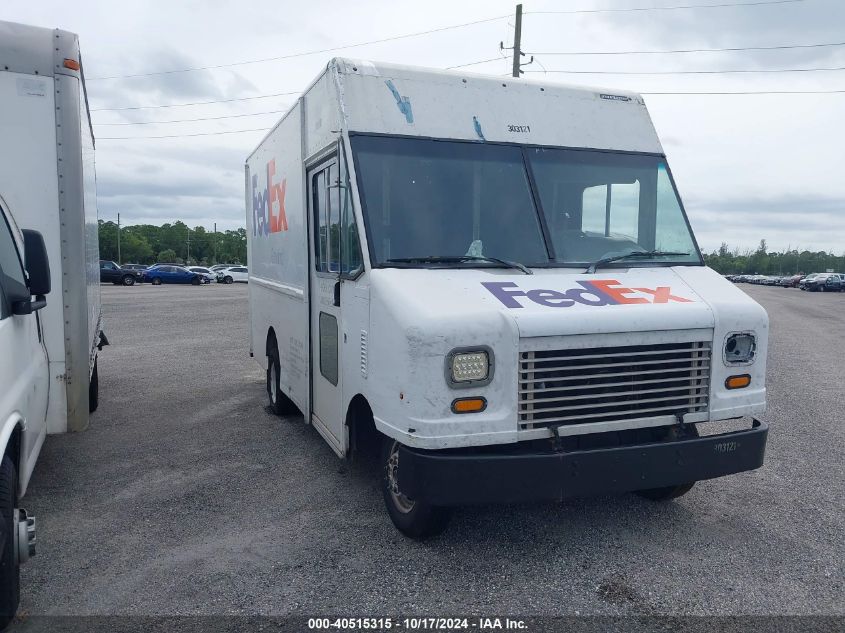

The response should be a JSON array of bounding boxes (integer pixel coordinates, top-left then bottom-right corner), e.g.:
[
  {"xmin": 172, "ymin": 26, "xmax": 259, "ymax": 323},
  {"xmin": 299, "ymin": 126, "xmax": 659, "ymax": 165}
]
[
  {"xmin": 247, "ymin": 102, "xmax": 310, "ymax": 417},
  {"xmin": 54, "ymin": 72, "xmax": 94, "ymax": 432},
  {"xmin": 0, "ymin": 71, "xmax": 70, "ymax": 435}
]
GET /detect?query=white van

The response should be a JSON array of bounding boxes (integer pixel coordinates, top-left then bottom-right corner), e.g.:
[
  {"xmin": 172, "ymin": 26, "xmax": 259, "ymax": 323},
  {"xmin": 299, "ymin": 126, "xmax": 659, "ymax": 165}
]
[
  {"xmin": 0, "ymin": 21, "xmax": 104, "ymax": 624},
  {"xmin": 246, "ymin": 59, "xmax": 769, "ymax": 538}
]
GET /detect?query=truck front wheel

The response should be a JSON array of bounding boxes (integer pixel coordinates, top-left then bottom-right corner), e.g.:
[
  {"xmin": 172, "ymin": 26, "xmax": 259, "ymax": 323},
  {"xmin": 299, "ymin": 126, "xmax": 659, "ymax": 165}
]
[
  {"xmin": 266, "ymin": 345, "xmax": 297, "ymax": 416},
  {"xmin": 635, "ymin": 425, "xmax": 697, "ymax": 501},
  {"xmin": 0, "ymin": 456, "xmax": 20, "ymax": 630},
  {"xmin": 381, "ymin": 438, "xmax": 451, "ymax": 539}
]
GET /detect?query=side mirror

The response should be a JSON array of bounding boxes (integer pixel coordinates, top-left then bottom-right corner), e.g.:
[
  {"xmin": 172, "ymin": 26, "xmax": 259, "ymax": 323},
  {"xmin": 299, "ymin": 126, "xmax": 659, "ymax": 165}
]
[
  {"xmin": 12, "ymin": 229, "xmax": 50, "ymax": 315},
  {"xmin": 23, "ymin": 229, "xmax": 51, "ymax": 296}
]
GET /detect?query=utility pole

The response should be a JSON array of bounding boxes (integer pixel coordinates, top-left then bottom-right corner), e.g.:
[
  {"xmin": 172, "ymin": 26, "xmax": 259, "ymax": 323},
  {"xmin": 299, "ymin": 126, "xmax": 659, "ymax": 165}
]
[
  {"xmin": 117, "ymin": 213, "xmax": 121, "ymax": 264},
  {"xmin": 511, "ymin": 3, "xmax": 523, "ymax": 78},
  {"xmin": 213, "ymin": 222, "xmax": 217, "ymax": 263},
  {"xmin": 186, "ymin": 231, "xmax": 191, "ymax": 264}
]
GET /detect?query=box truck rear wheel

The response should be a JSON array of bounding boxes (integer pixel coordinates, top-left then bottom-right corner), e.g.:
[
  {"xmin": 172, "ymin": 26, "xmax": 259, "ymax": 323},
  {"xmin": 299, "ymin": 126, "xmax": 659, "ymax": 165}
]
[
  {"xmin": 89, "ymin": 358, "xmax": 99, "ymax": 413},
  {"xmin": 0, "ymin": 456, "xmax": 20, "ymax": 630},
  {"xmin": 381, "ymin": 438, "xmax": 451, "ymax": 539}
]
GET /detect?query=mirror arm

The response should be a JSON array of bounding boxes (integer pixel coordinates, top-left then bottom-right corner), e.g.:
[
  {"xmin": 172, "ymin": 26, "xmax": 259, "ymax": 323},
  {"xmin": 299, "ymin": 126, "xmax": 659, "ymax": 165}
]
[{"xmin": 11, "ymin": 295, "xmax": 47, "ymax": 315}]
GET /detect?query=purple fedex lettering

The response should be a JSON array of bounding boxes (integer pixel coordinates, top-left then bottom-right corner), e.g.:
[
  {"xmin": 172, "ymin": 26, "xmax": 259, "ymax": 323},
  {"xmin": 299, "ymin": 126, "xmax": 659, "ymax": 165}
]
[
  {"xmin": 482, "ymin": 281, "xmax": 616, "ymax": 308},
  {"xmin": 481, "ymin": 282, "xmax": 528, "ymax": 308},
  {"xmin": 252, "ymin": 173, "xmax": 268, "ymax": 237}
]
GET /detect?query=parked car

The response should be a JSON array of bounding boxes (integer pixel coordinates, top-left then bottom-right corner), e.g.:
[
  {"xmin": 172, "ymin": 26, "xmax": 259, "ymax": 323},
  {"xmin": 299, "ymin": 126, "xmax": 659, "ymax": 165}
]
[
  {"xmin": 99, "ymin": 260, "xmax": 139, "ymax": 286},
  {"xmin": 217, "ymin": 266, "xmax": 249, "ymax": 284},
  {"xmin": 121, "ymin": 263, "xmax": 148, "ymax": 272},
  {"xmin": 780, "ymin": 275, "xmax": 802, "ymax": 288},
  {"xmin": 143, "ymin": 265, "xmax": 203, "ymax": 285},
  {"xmin": 798, "ymin": 273, "xmax": 820, "ymax": 290},
  {"xmin": 186, "ymin": 266, "xmax": 215, "ymax": 283},
  {"xmin": 210, "ymin": 264, "xmax": 239, "ymax": 272},
  {"xmin": 804, "ymin": 273, "xmax": 843, "ymax": 292}
]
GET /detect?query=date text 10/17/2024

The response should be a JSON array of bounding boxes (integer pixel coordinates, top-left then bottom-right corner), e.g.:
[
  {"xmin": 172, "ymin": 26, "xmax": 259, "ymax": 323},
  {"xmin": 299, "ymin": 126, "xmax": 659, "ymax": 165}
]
[{"xmin": 307, "ymin": 617, "xmax": 529, "ymax": 630}]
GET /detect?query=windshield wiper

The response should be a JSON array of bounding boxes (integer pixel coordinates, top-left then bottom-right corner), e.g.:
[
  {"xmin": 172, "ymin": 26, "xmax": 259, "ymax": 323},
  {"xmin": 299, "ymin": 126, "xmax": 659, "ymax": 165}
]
[
  {"xmin": 585, "ymin": 250, "xmax": 690, "ymax": 274},
  {"xmin": 385, "ymin": 255, "xmax": 533, "ymax": 275}
]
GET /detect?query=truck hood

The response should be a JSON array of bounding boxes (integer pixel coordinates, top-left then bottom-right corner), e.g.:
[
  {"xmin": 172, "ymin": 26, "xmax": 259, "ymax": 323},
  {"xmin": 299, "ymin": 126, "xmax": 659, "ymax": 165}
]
[{"xmin": 370, "ymin": 266, "xmax": 723, "ymax": 338}]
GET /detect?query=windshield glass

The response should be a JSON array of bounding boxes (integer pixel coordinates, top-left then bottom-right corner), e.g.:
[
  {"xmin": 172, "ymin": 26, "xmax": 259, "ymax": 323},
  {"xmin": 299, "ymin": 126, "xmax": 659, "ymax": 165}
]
[
  {"xmin": 351, "ymin": 135, "xmax": 702, "ymax": 268},
  {"xmin": 528, "ymin": 147, "xmax": 699, "ymax": 264},
  {"xmin": 352, "ymin": 135, "xmax": 549, "ymax": 265}
]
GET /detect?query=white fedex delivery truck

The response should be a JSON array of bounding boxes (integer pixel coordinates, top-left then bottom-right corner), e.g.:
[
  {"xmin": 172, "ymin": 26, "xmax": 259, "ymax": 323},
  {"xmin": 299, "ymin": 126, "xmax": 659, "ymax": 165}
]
[
  {"xmin": 0, "ymin": 21, "xmax": 104, "ymax": 625},
  {"xmin": 246, "ymin": 59, "xmax": 768, "ymax": 538}
]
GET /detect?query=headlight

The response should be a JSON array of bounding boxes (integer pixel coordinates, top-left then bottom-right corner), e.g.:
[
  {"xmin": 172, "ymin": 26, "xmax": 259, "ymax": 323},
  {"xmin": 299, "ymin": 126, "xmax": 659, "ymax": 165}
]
[
  {"xmin": 446, "ymin": 348, "xmax": 493, "ymax": 387},
  {"xmin": 724, "ymin": 332, "xmax": 756, "ymax": 365}
]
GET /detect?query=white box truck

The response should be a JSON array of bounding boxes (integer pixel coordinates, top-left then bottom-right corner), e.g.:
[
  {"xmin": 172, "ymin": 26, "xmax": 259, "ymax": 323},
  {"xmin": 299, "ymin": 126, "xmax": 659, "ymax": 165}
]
[
  {"xmin": 0, "ymin": 21, "xmax": 104, "ymax": 625},
  {"xmin": 246, "ymin": 59, "xmax": 768, "ymax": 538}
]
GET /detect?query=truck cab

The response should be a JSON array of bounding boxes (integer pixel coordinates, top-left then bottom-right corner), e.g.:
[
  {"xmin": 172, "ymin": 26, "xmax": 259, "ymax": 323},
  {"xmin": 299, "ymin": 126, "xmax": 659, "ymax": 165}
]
[
  {"xmin": 0, "ymin": 204, "xmax": 50, "ymax": 627},
  {"xmin": 247, "ymin": 59, "xmax": 769, "ymax": 539}
]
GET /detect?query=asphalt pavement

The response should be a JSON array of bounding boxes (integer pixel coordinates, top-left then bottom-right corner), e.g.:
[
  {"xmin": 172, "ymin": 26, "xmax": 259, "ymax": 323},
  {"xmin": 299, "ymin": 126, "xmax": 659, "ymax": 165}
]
[{"xmin": 16, "ymin": 282, "xmax": 845, "ymax": 617}]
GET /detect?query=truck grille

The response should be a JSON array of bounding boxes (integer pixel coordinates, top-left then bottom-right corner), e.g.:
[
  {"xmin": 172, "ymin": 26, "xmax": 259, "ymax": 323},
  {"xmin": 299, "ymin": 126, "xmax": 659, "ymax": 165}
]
[{"xmin": 518, "ymin": 341, "xmax": 711, "ymax": 430}]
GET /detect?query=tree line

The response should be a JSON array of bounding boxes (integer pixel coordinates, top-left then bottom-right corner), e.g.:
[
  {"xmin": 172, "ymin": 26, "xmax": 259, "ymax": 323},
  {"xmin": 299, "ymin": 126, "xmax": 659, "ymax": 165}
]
[
  {"xmin": 704, "ymin": 240, "xmax": 845, "ymax": 275},
  {"xmin": 98, "ymin": 220, "xmax": 247, "ymax": 266}
]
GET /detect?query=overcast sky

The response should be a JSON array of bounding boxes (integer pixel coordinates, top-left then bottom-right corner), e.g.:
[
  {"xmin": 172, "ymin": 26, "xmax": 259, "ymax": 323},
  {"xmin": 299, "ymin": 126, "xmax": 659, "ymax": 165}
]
[{"xmin": 4, "ymin": 0, "xmax": 843, "ymax": 253}]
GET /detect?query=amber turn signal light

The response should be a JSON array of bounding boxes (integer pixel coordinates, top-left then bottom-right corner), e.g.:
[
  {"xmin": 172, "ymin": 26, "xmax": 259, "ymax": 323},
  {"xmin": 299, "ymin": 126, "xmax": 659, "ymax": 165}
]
[
  {"xmin": 63, "ymin": 58, "xmax": 80, "ymax": 71},
  {"xmin": 451, "ymin": 397, "xmax": 487, "ymax": 414},
  {"xmin": 725, "ymin": 374, "xmax": 751, "ymax": 390}
]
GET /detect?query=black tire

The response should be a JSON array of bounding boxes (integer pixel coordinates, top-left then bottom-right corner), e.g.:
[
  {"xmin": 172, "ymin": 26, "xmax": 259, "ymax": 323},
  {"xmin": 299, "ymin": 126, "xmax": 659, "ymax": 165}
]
[
  {"xmin": 381, "ymin": 438, "xmax": 451, "ymax": 539},
  {"xmin": 224, "ymin": 276, "xmax": 234, "ymax": 284},
  {"xmin": 266, "ymin": 345, "xmax": 297, "ymax": 416},
  {"xmin": 121, "ymin": 275, "xmax": 135, "ymax": 286},
  {"xmin": 636, "ymin": 426, "xmax": 698, "ymax": 501},
  {"xmin": 0, "ymin": 456, "xmax": 19, "ymax": 630},
  {"xmin": 191, "ymin": 276, "xmax": 200, "ymax": 286},
  {"xmin": 151, "ymin": 277, "xmax": 162, "ymax": 286},
  {"xmin": 89, "ymin": 358, "xmax": 99, "ymax": 413}
]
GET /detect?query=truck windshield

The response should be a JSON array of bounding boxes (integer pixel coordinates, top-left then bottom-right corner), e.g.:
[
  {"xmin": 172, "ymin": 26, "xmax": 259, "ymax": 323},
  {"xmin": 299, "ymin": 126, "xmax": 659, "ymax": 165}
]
[{"xmin": 351, "ymin": 135, "xmax": 701, "ymax": 268}]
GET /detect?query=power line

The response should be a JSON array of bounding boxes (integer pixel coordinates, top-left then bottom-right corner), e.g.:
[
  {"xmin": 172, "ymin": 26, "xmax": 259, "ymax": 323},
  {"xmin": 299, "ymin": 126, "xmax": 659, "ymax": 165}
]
[
  {"xmin": 90, "ymin": 91, "xmax": 300, "ymax": 112},
  {"xmin": 525, "ymin": 0, "xmax": 804, "ymax": 15},
  {"xmin": 532, "ymin": 40, "xmax": 845, "ymax": 56},
  {"xmin": 98, "ymin": 127, "xmax": 272, "ymax": 140},
  {"xmin": 87, "ymin": 15, "xmax": 510, "ymax": 80},
  {"xmin": 86, "ymin": 1, "xmax": 800, "ymax": 81},
  {"xmin": 445, "ymin": 57, "xmax": 504, "ymax": 70},
  {"xmin": 524, "ymin": 65, "xmax": 845, "ymax": 75},
  {"xmin": 93, "ymin": 108, "xmax": 287, "ymax": 126},
  {"xmin": 98, "ymin": 88, "xmax": 845, "ymax": 140}
]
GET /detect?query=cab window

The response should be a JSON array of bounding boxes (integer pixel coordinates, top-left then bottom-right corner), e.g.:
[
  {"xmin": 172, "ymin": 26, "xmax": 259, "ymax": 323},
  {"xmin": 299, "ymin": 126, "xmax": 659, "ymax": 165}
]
[{"xmin": 0, "ymin": 209, "xmax": 28, "ymax": 319}]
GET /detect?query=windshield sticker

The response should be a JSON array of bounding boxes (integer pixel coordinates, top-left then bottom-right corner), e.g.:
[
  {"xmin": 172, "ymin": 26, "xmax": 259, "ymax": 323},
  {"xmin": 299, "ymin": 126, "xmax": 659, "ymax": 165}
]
[
  {"xmin": 481, "ymin": 280, "xmax": 692, "ymax": 309},
  {"xmin": 385, "ymin": 80, "xmax": 414, "ymax": 124},
  {"xmin": 473, "ymin": 116, "xmax": 486, "ymax": 141}
]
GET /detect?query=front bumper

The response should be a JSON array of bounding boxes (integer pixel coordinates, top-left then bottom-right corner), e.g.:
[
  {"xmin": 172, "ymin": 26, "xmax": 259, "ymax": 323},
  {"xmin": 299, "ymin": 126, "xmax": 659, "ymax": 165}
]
[{"xmin": 397, "ymin": 419, "xmax": 767, "ymax": 506}]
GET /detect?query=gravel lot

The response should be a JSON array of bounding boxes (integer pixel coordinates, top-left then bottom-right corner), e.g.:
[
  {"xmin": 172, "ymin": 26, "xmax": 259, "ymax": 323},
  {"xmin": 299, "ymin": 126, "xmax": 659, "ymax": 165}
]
[{"xmin": 16, "ymin": 283, "xmax": 845, "ymax": 617}]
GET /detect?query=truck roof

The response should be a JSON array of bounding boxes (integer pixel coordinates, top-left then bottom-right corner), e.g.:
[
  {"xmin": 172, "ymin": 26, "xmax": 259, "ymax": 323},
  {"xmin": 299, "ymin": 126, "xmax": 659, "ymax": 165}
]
[
  {"xmin": 0, "ymin": 20, "xmax": 81, "ymax": 78},
  {"xmin": 251, "ymin": 57, "xmax": 662, "ymax": 158}
]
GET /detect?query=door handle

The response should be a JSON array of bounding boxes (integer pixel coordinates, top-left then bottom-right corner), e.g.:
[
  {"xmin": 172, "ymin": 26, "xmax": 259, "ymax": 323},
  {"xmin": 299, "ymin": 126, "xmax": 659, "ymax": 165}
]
[{"xmin": 333, "ymin": 280, "xmax": 341, "ymax": 307}]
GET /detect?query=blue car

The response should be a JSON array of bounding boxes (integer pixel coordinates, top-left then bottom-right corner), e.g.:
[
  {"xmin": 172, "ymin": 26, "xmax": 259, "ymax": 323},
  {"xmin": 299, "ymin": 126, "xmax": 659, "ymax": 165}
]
[{"xmin": 142, "ymin": 265, "xmax": 203, "ymax": 286}]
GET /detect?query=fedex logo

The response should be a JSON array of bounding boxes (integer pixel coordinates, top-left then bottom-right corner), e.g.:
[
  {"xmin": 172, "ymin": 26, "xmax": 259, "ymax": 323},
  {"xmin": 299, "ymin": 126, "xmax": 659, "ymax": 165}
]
[
  {"xmin": 252, "ymin": 159, "xmax": 288, "ymax": 237},
  {"xmin": 481, "ymin": 279, "xmax": 693, "ymax": 309}
]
